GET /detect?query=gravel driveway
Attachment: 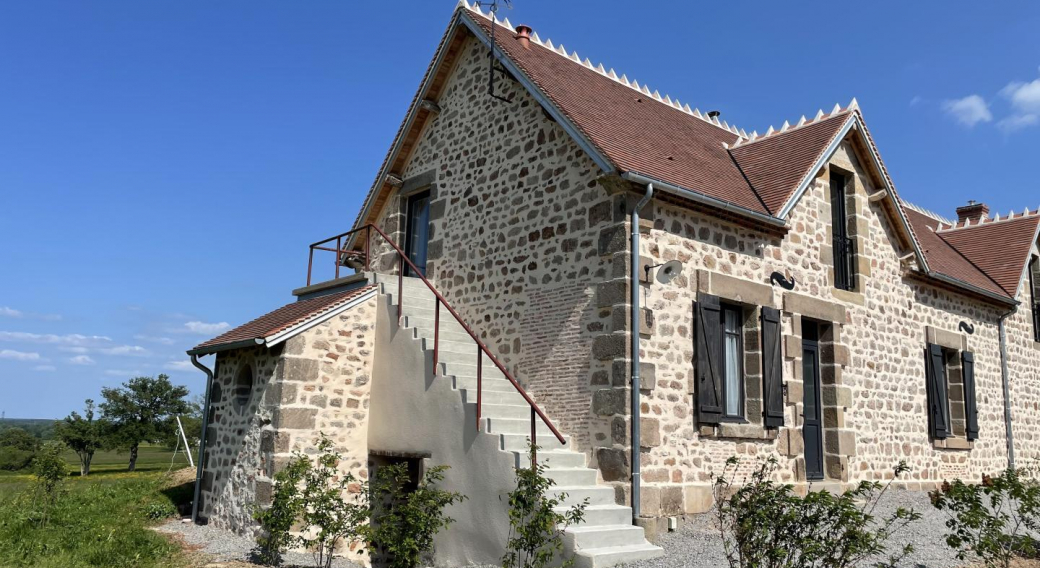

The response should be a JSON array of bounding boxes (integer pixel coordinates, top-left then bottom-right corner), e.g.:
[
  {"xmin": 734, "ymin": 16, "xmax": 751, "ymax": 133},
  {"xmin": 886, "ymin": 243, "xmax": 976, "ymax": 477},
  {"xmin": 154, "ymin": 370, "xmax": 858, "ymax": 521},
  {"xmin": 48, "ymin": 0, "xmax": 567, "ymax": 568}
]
[
  {"xmin": 626, "ymin": 489, "xmax": 964, "ymax": 568},
  {"xmin": 156, "ymin": 519, "xmax": 364, "ymax": 568}
]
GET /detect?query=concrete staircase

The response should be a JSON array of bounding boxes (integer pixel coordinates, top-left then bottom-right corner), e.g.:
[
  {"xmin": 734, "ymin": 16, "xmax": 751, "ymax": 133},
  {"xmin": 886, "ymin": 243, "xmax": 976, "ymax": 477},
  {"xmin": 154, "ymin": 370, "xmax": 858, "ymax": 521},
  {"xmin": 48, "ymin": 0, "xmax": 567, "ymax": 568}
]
[{"xmin": 374, "ymin": 274, "xmax": 662, "ymax": 568}]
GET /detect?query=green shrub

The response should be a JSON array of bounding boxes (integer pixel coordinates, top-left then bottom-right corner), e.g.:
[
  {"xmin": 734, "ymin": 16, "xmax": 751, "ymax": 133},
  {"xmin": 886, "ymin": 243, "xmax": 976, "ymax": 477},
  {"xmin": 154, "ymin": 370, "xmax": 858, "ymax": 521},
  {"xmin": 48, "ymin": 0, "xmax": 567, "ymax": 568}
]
[
  {"xmin": 367, "ymin": 461, "xmax": 467, "ymax": 568},
  {"xmin": 712, "ymin": 457, "xmax": 920, "ymax": 568},
  {"xmin": 930, "ymin": 469, "xmax": 1040, "ymax": 568},
  {"xmin": 502, "ymin": 444, "xmax": 588, "ymax": 568},
  {"xmin": 0, "ymin": 447, "xmax": 35, "ymax": 471},
  {"xmin": 298, "ymin": 436, "xmax": 369, "ymax": 568},
  {"xmin": 253, "ymin": 452, "xmax": 309, "ymax": 566}
]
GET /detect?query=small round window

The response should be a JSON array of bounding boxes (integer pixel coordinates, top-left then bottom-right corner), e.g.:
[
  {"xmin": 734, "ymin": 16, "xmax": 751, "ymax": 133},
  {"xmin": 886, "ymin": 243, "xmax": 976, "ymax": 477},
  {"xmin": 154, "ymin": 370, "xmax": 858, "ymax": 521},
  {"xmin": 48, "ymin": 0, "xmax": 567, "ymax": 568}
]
[{"xmin": 234, "ymin": 364, "xmax": 254, "ymax": 413}]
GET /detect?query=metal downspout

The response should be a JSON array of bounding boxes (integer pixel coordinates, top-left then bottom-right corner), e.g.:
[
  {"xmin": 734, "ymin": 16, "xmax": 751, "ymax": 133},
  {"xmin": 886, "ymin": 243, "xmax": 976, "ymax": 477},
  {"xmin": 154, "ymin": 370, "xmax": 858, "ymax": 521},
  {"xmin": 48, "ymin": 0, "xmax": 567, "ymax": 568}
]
[
  {"xmin": 630, "ymin": 183, "xmax": 654, "ymax": 523},
  {"xmin": 190, "ymin": 354, "xmax": 215, "ymax": 524},
  {"xmin": 999, "ymin": 313, "xmax": 1015, "ymax": 469}
]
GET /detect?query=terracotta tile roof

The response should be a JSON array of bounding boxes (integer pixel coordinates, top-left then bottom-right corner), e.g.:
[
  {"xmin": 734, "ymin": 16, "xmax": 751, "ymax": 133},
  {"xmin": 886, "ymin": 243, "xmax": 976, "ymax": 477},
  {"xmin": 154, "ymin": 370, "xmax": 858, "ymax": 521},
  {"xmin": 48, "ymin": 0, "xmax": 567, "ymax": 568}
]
[
  {"xmin": 190, "ymin": 285, "xmax": 377, "ymax": 354},
  {"xmin": 730, "ymin": 114, "xmax": 852, "ymax": 214},
  {"xmin": 902, "ymin": 206, "xmax": 1007, "ymax": 297},
  {"xmin": 938, "ymin": 213, "xmax": 1040, "ymax": 296}
]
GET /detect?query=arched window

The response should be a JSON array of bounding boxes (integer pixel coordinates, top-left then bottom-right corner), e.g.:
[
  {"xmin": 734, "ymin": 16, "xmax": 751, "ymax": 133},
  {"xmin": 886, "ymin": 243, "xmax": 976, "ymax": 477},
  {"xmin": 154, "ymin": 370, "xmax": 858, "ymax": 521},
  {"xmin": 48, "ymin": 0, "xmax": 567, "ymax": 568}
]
[{"xmin": 234, "ymin": 364, "xmax": 254, "ymax": 413}]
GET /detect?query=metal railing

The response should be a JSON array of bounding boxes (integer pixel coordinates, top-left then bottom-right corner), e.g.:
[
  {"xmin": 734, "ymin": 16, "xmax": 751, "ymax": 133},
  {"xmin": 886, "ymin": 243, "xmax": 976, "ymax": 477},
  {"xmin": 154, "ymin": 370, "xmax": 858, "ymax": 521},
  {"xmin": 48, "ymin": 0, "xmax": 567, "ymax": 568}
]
[
  {"xmin": 833, "ymin": 235, "xmax": 857, "ymax": 291},
  {"xmin": 308, "ymin": 224, "xmax": 566, "ymax": 464},
  {"xmin": 1032, "ymin": 302, "xmax": 1040, "ymax": 342}
]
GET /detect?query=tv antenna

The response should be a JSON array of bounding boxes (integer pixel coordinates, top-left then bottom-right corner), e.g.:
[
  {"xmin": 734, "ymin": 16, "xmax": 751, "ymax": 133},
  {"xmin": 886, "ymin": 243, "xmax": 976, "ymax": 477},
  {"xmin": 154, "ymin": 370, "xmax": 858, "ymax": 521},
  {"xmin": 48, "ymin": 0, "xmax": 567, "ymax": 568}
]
[{"xmin": 473, "ymin": 0, "xmax": 515, "ymax": 103}]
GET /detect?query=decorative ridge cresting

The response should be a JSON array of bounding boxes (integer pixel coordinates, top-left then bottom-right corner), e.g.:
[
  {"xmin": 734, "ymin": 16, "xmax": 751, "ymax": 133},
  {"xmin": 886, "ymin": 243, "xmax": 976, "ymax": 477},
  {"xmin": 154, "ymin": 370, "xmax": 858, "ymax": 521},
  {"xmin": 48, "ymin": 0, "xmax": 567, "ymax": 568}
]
[
  {"xmin": 456, "ymin": 0, "xmax": 750, "ymax": 140},
  {"xmin": 936, "ymin": 207, "xmax": 1040, "ymax": 232},
  {"xmin": 902, "ymin": 200, "xmax": 955, "ymax": 226},
  {"xmin": 726, "ymin": 100, "xmax": 860, "ymax": 149}
]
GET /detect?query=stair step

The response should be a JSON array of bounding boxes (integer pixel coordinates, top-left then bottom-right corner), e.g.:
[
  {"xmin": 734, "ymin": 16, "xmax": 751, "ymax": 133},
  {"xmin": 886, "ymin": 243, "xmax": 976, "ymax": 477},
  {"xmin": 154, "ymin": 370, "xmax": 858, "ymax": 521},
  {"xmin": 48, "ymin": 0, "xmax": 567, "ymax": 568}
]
[
  {"xmin": 461, "ymin": 388, "xmax": 526, "ymax": 407},
  {"xmin": 514, "ymin": 450, "xmax": 586, "ymax": 469},
  {"xmin": 485, "ymin": 417, "xmax": 560, "ymax": 437},
  {"xmin": 573, "ymin": 543, "xmax": 664, "ymax": 568},
  {"xmin": 566, "ymin": 525, "xmax": 647, "ymax": 549},
  {"xmin": 453, "ymin": 376, "xmax": 519, "ymax": 393},
  {"xmin": 422, "ymin": 339, "xmax": 498, "ymax": 358},
  {"xmin": 548, "ymin": 486, "xmax": 615, "ymax": 507},
  {"xmin": 501, "ymin": 432, "xmax": 569, "ymax": 452},
  {"xmin": 559, "ymin": 504, "xmax": 631, "ymax": 527},
  {"xmin": 447, "ymin": 362, "xmax": 506, "ymax": 379},
  {"xmin": 479, "ymin": 403, "xmax": 535, "ymax": 420},
  {"xmin": 543, "ymin": 467, "xmax": 598, "ymax": 486},
  {"xmin": 401, "ymin": 315, "xmax": 469, "ymax": 336}
]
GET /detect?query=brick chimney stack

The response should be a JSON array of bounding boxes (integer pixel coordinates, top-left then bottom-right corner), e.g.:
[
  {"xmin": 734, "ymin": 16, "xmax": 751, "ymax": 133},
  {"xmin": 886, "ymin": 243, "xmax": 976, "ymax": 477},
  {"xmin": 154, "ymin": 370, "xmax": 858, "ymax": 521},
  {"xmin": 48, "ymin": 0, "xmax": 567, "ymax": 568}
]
[{"xmin": 956, "ymin": 200, "xmax": 990, "ymax": 224}]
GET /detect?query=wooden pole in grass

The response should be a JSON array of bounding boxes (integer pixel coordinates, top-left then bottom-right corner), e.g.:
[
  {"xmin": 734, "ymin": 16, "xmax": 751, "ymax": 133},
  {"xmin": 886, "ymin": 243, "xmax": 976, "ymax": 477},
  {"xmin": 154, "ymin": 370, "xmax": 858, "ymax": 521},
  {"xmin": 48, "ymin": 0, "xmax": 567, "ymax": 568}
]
[{"xmin": 176, "ymin": 416, "xmax": 194, "ymax": 469}]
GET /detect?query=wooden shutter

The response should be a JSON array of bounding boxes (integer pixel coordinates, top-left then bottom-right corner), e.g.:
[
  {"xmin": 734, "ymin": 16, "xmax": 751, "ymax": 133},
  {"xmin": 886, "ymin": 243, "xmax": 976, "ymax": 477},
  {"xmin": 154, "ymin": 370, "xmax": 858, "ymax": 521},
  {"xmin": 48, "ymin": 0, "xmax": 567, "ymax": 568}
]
[
  {"xmin": 761, "ymin": 307, "xmax": 784, "ymax": 428},
  {"xmin": 925, "ymin": 344, "xmax": 950, "ymax": 439},
  {"xmin": 695, "ymin": 292, "xmax": 723, "ymax": 424},
  {"xmin": 962, "ymin": 351, "xmax": 979, "ymax": 441}
]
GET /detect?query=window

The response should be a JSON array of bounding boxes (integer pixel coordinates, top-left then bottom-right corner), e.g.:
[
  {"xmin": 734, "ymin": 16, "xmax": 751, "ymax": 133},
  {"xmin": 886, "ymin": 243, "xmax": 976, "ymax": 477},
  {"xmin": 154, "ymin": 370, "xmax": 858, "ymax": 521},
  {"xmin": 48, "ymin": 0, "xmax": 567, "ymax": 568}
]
[
  {"xmin": 404, "ymin": 189, "xmax": 431, "ymax": 277},
  {"xmin": 925, "ymin": 343, "xmax": 978, "ymax": 442},
  {"xmin": 234, "ymin": 364, "xmax": 254, "ymax": 413},
  {"xmin": 721, "ymin": 304, "xmax": 744, "ymax": 419},
  {"xmin": 1030, "ymin": 257, "xmax": 1040, "ymax": 342},
  {"xmin": 830, "ymin": 172, "xmax": 856, "ymax": 291}
]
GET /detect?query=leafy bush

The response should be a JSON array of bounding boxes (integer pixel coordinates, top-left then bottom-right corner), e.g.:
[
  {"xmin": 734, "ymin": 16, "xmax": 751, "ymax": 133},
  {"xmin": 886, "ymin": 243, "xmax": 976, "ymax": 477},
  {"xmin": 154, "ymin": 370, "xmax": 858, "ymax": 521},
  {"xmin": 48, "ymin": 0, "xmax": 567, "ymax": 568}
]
[
  {"xmin": 930, "ymin": 469, "xmax": 1040, "ymax": 568},
  {"xmin": 298, "ymin": 437, "xmax": 369, "ymax": 568},
  {"xmin": 502, "ymin": 444, "xmax": 588, "ymax": 568},
  {"xmin": 253, "ymin": 452, "xmax": 309, "ymax": 566},
  {"xmin": 367, "ymin": 461, "xmax": 467, "ymax": 568},
  {"xmin": 0, "ymin": 447, "xmax": 35, "ymax": 471},
  {"xmin": 29, "ymin": 442, "xmax": 68, "ymax": 526},
  {"xmin": 712, "ymin": 457, "xmax": 920, "ymax": 568}
]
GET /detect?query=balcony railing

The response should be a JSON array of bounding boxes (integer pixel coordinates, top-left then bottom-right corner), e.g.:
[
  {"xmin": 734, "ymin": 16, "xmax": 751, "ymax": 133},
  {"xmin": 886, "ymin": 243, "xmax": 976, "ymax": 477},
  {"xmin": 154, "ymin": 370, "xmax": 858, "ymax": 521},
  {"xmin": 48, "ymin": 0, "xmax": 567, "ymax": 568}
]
[
  {"xmin": 307, "ymin": 225, "xmax": 566, "ymax": 464},
  {"xmin": 833, "ymin": 235, "xmax": 857, "ymax": 291}
]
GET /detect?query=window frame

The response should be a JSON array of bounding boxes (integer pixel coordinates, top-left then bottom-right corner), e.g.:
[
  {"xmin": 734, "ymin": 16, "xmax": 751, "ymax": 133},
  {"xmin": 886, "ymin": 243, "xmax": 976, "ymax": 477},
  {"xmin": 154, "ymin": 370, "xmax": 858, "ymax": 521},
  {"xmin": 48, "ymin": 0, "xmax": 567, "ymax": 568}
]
[
  {"xmin": 830, "ymin": 171, "xmax": 857, "ymax": 292},
  {"xmin": 233, "ymin": 363, "xmax": 254, "ymax": 414},
  {"xmin": 719, "ymin": 303, "xmax": 746, "ymax": 422},
  {"xmin": 1030, "ymin": 256, "xmax": 1040, "ymax": 342}
]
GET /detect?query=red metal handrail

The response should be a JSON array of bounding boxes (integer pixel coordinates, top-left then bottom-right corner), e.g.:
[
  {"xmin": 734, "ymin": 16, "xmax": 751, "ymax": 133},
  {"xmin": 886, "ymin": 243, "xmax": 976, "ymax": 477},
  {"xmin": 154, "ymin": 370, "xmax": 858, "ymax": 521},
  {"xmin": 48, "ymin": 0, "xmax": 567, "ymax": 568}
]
[{"xmin": 307, "ymin": 224, "xmax": 564, "ymax": 457}]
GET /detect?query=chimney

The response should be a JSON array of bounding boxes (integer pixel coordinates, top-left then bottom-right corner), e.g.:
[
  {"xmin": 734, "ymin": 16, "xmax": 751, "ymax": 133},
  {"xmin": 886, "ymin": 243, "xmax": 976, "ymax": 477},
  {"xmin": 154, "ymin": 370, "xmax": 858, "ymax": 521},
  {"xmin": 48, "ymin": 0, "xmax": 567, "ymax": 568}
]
[
  {"xmin": 515, "ymin": 25, "xmax": 532, "ymax": 50},
  {"xmin": 956, "ymin": 200, "xmax": 990, "ymax": 224}
]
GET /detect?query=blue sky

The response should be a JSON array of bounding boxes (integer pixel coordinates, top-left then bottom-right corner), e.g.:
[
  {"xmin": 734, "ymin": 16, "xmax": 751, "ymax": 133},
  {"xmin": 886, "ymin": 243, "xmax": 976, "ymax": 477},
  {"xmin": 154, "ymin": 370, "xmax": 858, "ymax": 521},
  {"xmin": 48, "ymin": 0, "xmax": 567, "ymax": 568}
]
[{"xmin": 1, "ymin": 1, "xmax": 1038, "ymax": 419}]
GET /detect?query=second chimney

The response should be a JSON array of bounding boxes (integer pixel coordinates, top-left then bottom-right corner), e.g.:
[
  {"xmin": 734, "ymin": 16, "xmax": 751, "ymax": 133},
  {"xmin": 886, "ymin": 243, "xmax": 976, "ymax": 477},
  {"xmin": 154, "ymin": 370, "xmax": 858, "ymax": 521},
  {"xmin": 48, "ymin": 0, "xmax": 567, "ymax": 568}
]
[
  {"xmin": 956, "ymin": 200, "xmax": 990, "ymax": 224},
  {"xmin": 515, "ymin": 25, "xmax": 532, "ymax": 50}
]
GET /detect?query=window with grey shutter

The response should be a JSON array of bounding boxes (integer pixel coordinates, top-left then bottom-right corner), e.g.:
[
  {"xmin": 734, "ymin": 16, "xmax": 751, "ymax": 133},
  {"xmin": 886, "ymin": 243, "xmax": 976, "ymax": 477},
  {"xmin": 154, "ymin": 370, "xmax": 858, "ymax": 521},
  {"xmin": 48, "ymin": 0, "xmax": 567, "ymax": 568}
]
[
  {"xmin": 962, "ymin": 351, "xmax": 979, "ymax": 441},
  {"xmin": 695, "ymin": 292, "xmax": 723, "ymax": 424},
  {"xmin": 925, "ymin": 344, "xmax": 951, "ymax": 439},
  {"xmin": 761, "ymin": 307, "xmax": 784, "ymax": 428}
]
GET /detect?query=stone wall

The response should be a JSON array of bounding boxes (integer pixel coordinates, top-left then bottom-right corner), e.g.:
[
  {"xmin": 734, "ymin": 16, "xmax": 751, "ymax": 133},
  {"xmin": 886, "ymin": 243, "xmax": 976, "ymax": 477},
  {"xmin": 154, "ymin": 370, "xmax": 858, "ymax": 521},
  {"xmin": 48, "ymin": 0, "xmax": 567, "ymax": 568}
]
[
  {"xmin": 1007, "ymin": 262, "xmax": 1040, "ymax": 467},
  {"xmin": 197, "ymin": 296, "xmax": 378, "ymax": 542},
  {"xmin": 370, "ymin": 36, "xmax": 619, "ymax": 455}
]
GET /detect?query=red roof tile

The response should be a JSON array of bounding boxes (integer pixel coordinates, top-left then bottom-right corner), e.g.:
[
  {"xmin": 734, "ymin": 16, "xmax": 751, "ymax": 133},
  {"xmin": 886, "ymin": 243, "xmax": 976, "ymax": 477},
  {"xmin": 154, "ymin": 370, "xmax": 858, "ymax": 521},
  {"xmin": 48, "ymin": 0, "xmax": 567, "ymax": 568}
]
[
  {"xmin": 939, "ymin": 215, "xmax": 1040, "ymax": 297},
  {"xmin": 730, "ymin": 114, "xmax": 851, "ymax": 214},
  {"xmin": 903, "ymin": 206, "xmax": 1007, "ymax": 297},
  {"xmin": 190, "ymin": 285, "xmax": 376, "ymax": 354}
]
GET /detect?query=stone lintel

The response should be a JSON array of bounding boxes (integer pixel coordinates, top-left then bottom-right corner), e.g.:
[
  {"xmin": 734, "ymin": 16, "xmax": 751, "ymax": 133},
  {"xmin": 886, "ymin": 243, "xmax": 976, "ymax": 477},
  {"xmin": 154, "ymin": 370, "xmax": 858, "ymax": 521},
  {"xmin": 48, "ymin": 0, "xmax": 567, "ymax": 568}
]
[
  {"xmin": 926, "ymin": 326, "xmax": 967, "ymax": 351},
  {"xmin": 784, "ymin": 292, "xmax": 847, "ymax": 324},
  {"xmin": 698, "ymin": 269, "xmax": 774, "ymax": 307}
]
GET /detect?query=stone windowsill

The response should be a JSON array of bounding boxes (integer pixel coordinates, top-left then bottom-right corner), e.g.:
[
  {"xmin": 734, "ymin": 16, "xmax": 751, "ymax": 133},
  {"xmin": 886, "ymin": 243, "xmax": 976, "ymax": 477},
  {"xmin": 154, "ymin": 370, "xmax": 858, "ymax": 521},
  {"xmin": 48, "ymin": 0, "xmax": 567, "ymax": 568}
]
[
  {"xmin": 699, "ymin": 423, "xmax": 779, "ymax": 441},
  {"xmin": 933, "ymin": 437, "xmax": 974, "ymax": 451},
  {"xmin": 831, "ymin": 288, "xmax": 865, "ymax": 307}
]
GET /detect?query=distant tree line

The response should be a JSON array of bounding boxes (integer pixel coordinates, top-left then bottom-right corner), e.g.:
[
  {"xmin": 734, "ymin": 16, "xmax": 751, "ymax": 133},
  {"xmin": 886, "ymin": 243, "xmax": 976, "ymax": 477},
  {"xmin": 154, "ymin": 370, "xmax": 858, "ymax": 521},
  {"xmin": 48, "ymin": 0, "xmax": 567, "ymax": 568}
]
[{"xmin": 0, "ymin": 374, "xmax": 199, "ymax": 475}]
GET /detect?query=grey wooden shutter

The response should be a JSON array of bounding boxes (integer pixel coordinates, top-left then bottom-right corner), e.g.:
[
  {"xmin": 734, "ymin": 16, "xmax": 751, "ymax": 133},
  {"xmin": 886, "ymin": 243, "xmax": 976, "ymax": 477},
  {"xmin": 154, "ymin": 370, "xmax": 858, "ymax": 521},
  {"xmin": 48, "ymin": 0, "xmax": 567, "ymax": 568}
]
[
  {"xmin": 925, "ymin": 344, "xmax": 950, "ymax": 439},
  {"xmin": 761, "ymin": 306, "xmax": 784, "ymax": 428},
  {"xmin": 696, "ymin": 292, "xmax": 723, "ymax": 424},
  {"xmin": 962, "ymin": 351, "xmax": 979, "ymax": 441}
]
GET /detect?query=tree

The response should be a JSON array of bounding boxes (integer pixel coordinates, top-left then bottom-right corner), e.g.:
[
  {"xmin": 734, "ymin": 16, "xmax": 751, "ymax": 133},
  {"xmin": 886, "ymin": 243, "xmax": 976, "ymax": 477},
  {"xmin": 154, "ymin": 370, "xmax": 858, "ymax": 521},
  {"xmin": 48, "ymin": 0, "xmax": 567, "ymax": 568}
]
[
  {"xmin": 100, "ymin": 374, "xmax": 190, "ymax": 471},
  {"xmin": 0, "ymin": 427, "xmax": 42, "ymax": 471},
  {"xmin": 55, "ymin": 399, "xmax": 106, "ymax": 476}
]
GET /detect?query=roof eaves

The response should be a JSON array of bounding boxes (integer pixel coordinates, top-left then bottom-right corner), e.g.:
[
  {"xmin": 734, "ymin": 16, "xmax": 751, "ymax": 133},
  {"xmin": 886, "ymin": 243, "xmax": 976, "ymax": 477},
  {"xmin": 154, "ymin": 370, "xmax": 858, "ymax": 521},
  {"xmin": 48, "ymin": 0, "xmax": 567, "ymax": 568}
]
[
  {"xmin": 911, "ymin": 269, "xmax": 1018, "ymax": 308},
  {"xmin": 774, "ymin": 113, "xmax": 856, "ymax": 219},
  {"xmin": 264, "ymin": 288, "xmax": 377, "ymax": 348},
  {"xmin": 621, "ymin": 171, "xmax": 788, "ymax": 230}
]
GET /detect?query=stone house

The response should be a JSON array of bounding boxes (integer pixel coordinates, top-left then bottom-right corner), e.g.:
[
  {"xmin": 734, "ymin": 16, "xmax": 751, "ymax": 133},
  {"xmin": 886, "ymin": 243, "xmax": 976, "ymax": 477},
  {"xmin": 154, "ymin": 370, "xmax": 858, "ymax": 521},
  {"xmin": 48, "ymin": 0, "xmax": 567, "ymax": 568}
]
[{"xmin": 185, "ymin": 3, "xmax": 1040, "ymax": 567}]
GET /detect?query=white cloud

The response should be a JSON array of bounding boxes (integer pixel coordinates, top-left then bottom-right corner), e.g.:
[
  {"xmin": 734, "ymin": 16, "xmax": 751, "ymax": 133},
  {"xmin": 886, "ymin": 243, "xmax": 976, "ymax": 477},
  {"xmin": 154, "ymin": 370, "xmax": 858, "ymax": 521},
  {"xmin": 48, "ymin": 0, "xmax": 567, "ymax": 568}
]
[
  {"xmin": 1002, "ymin": 78, "xmax": 1040, "ymax": 113},
  {"xmin": 165, "ymin": 360, "xmax": 196, "ymax": 371},
  {"xmin": 942, "ymin": 95, "xmax": 993, "ymax": 127},
  {"xmin": 183, "ymin": 321, "xmax": 231, "ymax": 335},
  {"xmin": 998, "ymin": 113, "xmax": 1040, "ymax": 132},
  {"xmin": 910, "ymin": 95, "xmax": 923, "ymax": 107},
  {"xmin": 0, "ymin": 349, "xmax": 41, "ymax": 361},
  {"xmin": 135, "ymin": 334, "xmax": 175, "ymax": 345},
  {"xmin": 69, "ymin": 355, "xmax": 95, "ymax": 365},
  {"xmin": 33, "ymin": 365, "xmax": 56, "ymax": 372},
  {"xmin": 97, "ymin": 345, "xmax": 149, "ymax": 357},
  {"xmin": 0, "ymin": 307, "xmax": 60, "ymax": 320},
  {"xmin": 0, "ymin": 331, "xmax": 111, "ymax": 346}
]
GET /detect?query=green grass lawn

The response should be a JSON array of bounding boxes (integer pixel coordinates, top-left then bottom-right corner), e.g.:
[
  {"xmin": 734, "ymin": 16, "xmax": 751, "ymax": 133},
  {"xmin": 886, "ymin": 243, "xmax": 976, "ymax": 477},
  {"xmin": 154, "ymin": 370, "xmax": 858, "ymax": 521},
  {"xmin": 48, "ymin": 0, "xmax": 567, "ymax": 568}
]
[{"xmin": 0, "ymin": 446, "xmax": 197, "ymax": 567}]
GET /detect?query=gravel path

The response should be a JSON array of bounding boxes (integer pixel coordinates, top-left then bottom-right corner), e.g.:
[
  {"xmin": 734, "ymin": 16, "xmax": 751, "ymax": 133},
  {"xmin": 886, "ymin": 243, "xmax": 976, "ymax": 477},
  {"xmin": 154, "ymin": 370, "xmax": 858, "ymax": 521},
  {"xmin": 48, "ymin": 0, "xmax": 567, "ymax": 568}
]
[
  {"xmin": 625, "ymin": 489, "xmax": 964, "ymax": 568},
  {"xmin": 156, "ymin": 519, "xmax": 364, "ymax": 568}
]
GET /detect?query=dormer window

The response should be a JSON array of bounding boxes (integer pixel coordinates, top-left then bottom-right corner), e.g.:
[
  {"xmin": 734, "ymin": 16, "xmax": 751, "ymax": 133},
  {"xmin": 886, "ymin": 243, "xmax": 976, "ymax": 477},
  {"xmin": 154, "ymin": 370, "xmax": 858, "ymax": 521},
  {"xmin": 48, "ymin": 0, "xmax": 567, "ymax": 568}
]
[
  {"xmin": 830, "ymin": 171, "xmax": 856, "ymax": 291},
  {"xmin": 1030, "ymin": 257, "xmax": 1040, "ymax": 342}
]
